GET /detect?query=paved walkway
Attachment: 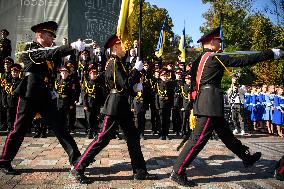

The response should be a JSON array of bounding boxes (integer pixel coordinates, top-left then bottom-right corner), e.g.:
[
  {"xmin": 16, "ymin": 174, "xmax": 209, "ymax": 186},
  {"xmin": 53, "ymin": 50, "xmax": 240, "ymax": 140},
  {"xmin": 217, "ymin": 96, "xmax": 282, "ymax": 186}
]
[{"xmin": 0, "ymin": 131, "xmax": 283, "ymax": 189}]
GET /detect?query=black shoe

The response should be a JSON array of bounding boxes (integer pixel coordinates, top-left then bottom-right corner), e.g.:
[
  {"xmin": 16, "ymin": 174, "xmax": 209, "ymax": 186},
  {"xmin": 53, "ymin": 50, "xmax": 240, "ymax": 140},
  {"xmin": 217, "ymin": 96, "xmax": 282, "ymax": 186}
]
[
  {"xmin": 70, "ymin": 168, "xmax": 91, "ymax": 184},
  {"xmin": 166, "ymin": 136, "xmax": 170, "ymax": 140},
  {"xmin": 170, "ymin": 170, "xmax": 197, "ymax": 187},
  {"xmin": 133, "ymin": 169, "xmax": 149, "ymax": 180},
  {"xmin": 41, "ymin": 133, "xmax": 47, "ymax": 138},
  {"xmin": 243, "ymin": 152, "xmax": 262, "ymax": 168},
  {"xmin": 1, "ymin": 164, "xmax": 17, "ymax": 175}
]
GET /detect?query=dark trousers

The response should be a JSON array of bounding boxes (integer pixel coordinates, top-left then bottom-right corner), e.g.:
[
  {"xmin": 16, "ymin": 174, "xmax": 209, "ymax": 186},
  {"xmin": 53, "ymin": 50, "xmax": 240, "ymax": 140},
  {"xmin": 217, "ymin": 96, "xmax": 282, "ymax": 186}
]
[
  {"xmin": 85, "ymin": 106, "xmax": 100, "ymax": 133},
  {"xmin": 159, "ymin": 108, "xmax": 171, "ymax": 137},
  {"xmin": 173, "ymin": 116, "xmax": 251, "ymax": 174},
  {"xmin": 172, "ymin": 107, "xmax": 182, "ymax": 133},
  {"xmin": 231, "ymin": 103, "xmax": 245, "ymax": 131},
  {"xmin": 135, "ymin": 110, "xmax": 146, "ymax": 136},
  {"xmin": 7, "ymin": 106, "xmax": 16, "ymax": 131},
  {"xmin": 181, "ymin": 109, "xmax": 190, "ymax": 135},
  {"xmin": 73, "ymin": 114, "xmax": 146, "ymax": 173},
  {"xmin": 58, "ymin": 106, "xmax": 71, "ymax": 131},
  {"xmin": 0, "ymin": 96, "xmax": 81, "ymax": 165},
  {"xmin": 150, "ymin": 99, "xmax": 158, "ymax": 133},
  {"xmin": 0, "ymin": 104, "xmax": 7, "ymax": 129},
  {"xmin": 69, "ymin": 103, "xmax": 76, "ymax": 131}
]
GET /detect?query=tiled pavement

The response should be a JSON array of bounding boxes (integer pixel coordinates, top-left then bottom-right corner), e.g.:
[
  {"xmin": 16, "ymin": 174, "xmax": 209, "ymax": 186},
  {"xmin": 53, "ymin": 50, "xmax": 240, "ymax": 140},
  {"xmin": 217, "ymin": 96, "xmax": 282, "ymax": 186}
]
[{"xmin": 0, "ymin": 131, "xmax": 283, "ymax": 189}]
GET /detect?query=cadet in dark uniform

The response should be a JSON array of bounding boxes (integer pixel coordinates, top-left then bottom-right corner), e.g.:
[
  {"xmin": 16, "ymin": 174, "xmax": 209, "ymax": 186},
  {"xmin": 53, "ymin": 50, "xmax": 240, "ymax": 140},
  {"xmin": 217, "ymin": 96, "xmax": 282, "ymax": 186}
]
[
  {"xmin": 82, "ymin": 67, "xmax": 103, "ymax": 139},
  {"xmin": 131, "ymin": 75, "xmax": 147, "ymax": 139},
  {"xmin": 70, "ymin": 35, "xmax": 148, "ymax": 184},
  {"xmin": 151, "ymin": 68, "xmax": 160, "ymax": 134},
  {"xmin": 55, "ymin": 66, "xmax": 75, "ymax": 132},
  {"xmin": 156, "ymin": 69, "xmax": 174, "ymax": 140},
  {"xmin": 170, "ymin": 27, "xmax": 284, "ymax": 187},
  {"xmin": 0, "ymin": 57, "xmax": 13, "ymax": 131},
  {"xmin": 181, "ymin": 74, "xmax": 193, "ymax": 136},
  {"xmin": 0, "ymin": 29, "xmax": 12, "ymax": 73},
  {"xmin": 0, "ymin": 21, "xmax": 81, "ymax": 174},
  {"xmin": 66, "ymin": 62, "xmax": 81, "ymax": 132},
  {"xmin": 172, "ymin": 69, "xmax": 184, "ymax": 136},
  {"xmin": 3, "ymin": 64, "xmax": 22, "ymax": 132}
]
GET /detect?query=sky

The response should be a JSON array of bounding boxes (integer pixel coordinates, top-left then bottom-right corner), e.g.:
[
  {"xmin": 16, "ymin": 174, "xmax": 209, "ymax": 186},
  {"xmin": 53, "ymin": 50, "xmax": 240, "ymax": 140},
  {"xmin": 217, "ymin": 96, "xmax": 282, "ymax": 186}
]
[{"xmin": 146, "ymin": 0, "xmax": 279, "ymax": 46}]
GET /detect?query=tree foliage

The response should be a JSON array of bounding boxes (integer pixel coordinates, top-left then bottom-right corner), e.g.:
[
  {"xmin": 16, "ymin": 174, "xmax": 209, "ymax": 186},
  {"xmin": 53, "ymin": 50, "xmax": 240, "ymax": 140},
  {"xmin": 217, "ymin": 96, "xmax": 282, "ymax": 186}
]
[{"xmin": 201, "ymin": 0, "xmax": 284, "ymax": 87}]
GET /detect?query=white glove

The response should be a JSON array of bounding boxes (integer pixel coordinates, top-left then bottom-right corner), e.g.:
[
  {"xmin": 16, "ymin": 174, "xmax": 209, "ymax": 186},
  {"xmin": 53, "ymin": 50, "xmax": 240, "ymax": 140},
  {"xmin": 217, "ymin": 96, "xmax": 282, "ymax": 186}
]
[
  {"xmin": 272, "ymin": 48, "xmax": 283, "ymax": 59},
  {"xmin": 133, "ymin": 82, "xmax": 143, "ymax": 92},
  {"xmin": 134, "ymin": 58, "xmax": 143, "ymax": 71},
  {"xmin": 71, "ymin": 40, "xmax": 86, "ymax": 52}
]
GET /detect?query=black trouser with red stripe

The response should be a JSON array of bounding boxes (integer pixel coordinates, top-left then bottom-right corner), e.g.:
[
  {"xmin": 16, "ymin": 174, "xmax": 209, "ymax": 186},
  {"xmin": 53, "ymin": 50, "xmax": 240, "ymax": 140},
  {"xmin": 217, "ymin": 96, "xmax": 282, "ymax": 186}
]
[
  {"xmin": 73, "ymin": 114, "xmax": 146, "ymax": 173},
  {"xmin": 0, "ymin": 95, "xmax": 81, "ymax": 166},
  {"xmin": 173, "ymin": 116, "xmax": 251, "ymax": 175}
]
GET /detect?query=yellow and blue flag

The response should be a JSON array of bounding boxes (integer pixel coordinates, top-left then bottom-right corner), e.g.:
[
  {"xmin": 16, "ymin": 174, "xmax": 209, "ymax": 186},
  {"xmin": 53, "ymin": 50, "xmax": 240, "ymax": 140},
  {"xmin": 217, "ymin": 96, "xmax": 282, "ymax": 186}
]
[
  {"xmin": 155, "ymin": 20, "xmax": 166, "ymax": 58},
  {"xmin": 117, "ymin": 0, "xmax": 135, "ymax": 51},
  {"xmin": 179, "ymin": 26, "xmax": 186, "ymax": 62}
]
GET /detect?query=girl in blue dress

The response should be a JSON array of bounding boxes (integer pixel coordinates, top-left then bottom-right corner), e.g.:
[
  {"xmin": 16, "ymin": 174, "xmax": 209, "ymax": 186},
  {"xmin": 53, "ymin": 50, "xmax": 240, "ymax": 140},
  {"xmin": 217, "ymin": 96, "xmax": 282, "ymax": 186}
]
[
  {"xmin": 272, "ymin": 87, "xmax": 284, "ymax": 137},
  {"xmin": 262, "ymin": 85, "xmax": 275, "ymax": 134},
  {"xmin": 250, "ymin": 86, "xmax": 262, "ymax": 130}
]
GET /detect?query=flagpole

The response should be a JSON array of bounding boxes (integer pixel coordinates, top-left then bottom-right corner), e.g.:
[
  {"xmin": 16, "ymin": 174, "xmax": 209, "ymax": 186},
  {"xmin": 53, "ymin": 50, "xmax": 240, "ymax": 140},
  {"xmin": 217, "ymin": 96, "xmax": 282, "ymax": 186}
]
[{"xmin": 138, "ymin": 0, "xmax": 143, "ymax": 59}]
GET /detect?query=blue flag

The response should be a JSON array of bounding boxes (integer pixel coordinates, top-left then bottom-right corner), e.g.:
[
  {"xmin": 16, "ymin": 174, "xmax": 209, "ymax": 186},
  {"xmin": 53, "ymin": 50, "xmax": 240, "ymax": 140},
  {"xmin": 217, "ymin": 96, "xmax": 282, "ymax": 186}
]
[
  {"xmin": 155, "ymin": 20, "xmax": 166, "ymax": 58},
  {"xmin": 219, "ymin": 16, "xmax": 224, "ymax": 50}
]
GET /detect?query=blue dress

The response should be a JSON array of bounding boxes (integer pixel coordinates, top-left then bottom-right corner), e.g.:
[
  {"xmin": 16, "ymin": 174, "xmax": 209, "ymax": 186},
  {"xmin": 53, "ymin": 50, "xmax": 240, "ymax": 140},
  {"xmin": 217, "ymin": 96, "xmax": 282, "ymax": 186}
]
[
  {"xmin": 272, "ymin": 95, "xmax": 283, "ymax": 125},
  {"xmin": 250, "ymin": 93, "xmax": 262, "ymax": 121},
  {"xmin": 262, "ymin": 93, "xmax": 273, "ymax": 121}
]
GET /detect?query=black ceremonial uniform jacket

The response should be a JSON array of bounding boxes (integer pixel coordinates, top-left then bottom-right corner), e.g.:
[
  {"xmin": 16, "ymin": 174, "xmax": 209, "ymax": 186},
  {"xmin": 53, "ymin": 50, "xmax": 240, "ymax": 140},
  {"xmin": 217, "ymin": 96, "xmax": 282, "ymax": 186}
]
[
  {"xmin": 192, "ymin": 48, "xmax": 274, "ymax": 117},
  {"xmin": 173, "ymin": 79, "xmax": 183, "ymax": 108},
  {"xmin": 15, "ymin": 42, "xmax": 74, "ymax": 99},
  {"xmin": 55, "ymin": 77, "xmax": 75, "ymax": 108},
  {"xmin": 0, "ymin": 38, "xmax": 12, "ymax": 62},
  {"xmin": 4, "ymin": 77, "xmax": 21, "ymax": 108},
  {"xmin": 83, "ymin": 79, "xmax": 104, "ymax": 108},
  {"xmin": 182, "ymin": 83, "xmax": 192, "ymax": 111},
  {"xmin": 156, "ymin": 80, "xmax": 174, "ymax": 109},
  {"xmin": 101, "ymin": 55, "xmax": 141, "ymax": 116}
]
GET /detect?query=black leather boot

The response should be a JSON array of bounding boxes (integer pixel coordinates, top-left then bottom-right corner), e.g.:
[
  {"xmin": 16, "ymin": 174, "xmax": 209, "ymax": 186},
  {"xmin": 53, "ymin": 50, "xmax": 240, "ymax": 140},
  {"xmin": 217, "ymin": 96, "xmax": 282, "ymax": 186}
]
[
  {"xmin": 170, "ymin": 170, "xmax": 197, "ymax": 187},
  {"xmin": 70, "ymin": 167, "xmax": 91, "ymax": 184},
  {"xmin": 243, "ymin": 151, "xmax": 262, "ymax": 168}
]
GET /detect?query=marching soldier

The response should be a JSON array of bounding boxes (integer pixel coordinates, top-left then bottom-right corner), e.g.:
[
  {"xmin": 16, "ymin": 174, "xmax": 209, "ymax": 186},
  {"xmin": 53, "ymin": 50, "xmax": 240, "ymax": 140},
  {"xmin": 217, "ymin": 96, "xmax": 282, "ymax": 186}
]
[
  {"xmin": 82, "ymin": 67, "xmax": 103, "ymax": 139},
  {"xmin": 55, "ymin": 66, "xmax": 76, "ymax": 132},
  {"xmin": 0, "ymin": 21, "xmax": 82, "ymax": 174},
  {"xmin": 0, "ymin": 29, "xmax": 12, "ymax": 73},
  {"xmin": 156, "ymin": 68, "xmax": 174, "ymax": 140},
  {"xmin": 70, "ymin": 34, "xmax": 149, "ymax": 184},
  {"xmin": 171, "ymin": 27, "xmax": 283, "ymax": 187},
  {"xmin": 172, "ymin": 69, "xmax": 184, "ymax": 136}
]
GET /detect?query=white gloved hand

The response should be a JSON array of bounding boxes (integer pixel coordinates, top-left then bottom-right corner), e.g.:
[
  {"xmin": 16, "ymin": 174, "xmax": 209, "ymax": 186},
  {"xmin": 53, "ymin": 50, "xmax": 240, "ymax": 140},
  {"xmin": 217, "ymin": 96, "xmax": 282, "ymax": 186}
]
[
  {"xmin": 71, "ymin": 40, "xmax": 86, "ymax": 52},
  {"xmin": 134, "ymin": 58, "xmax": 143, "ymax": 71},
  {"xmin": 272, "ymin": 48, "xmax": 283, "ymax": 59},
  {"xmin": 133, "ymin": 82, "xmax": 143, "ymax": 92}
]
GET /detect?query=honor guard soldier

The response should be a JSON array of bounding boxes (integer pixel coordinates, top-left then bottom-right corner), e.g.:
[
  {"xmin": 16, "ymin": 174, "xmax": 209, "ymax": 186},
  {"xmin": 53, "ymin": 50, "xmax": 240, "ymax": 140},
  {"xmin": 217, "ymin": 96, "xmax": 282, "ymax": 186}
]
[
  {"xmin": 78, "ymin": 49, "xmax": 92, "ymax": 82},
  {"xmin": 150, "ymin": 68, "xmax": 160, "ymax": 135},
  {"xmin": 55, "ymin": 66, "xmax": 76, "ymax": 132},
  {"xmin": 70, "ymin": 34, "xmax": 149, "ymax": 183},
  {"xmin": 0, "ymin": 57, "xmax": 13, "ymax": 131},
  {"xmin": 0, "ymin": 29, "xmax": 12, "ymax": 73},
  {"xmin": 156, "ymin": 68, "xmax": 174, "ymax": 140},
  {"xmin": 66, "ymin": 62, "xmax": 81, "ymax": 132},
  {"xmin": 131, "ymin": 75, "xmax": 147, "ymax": 140},
  {"xmin": 171, "ymin": 27, "xmax": 283, "ymax": 187},
  {"xmin": 82, "ymin": 67, "xmax": 103, "ymax": 139},
  {"xmin": 172, "ymin": 69, "xmax": 184, "ymax": 136},
  {"xmin": 181, "ymin": 74, "xmax": 193, "ymax": 136},
  {"xmin": 3, "ymin": 64, "xmax": 22, "ymax": 132},
  {"xmin": 0, "ymin": 21, "xmax": 82, "ymax": 174}
]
